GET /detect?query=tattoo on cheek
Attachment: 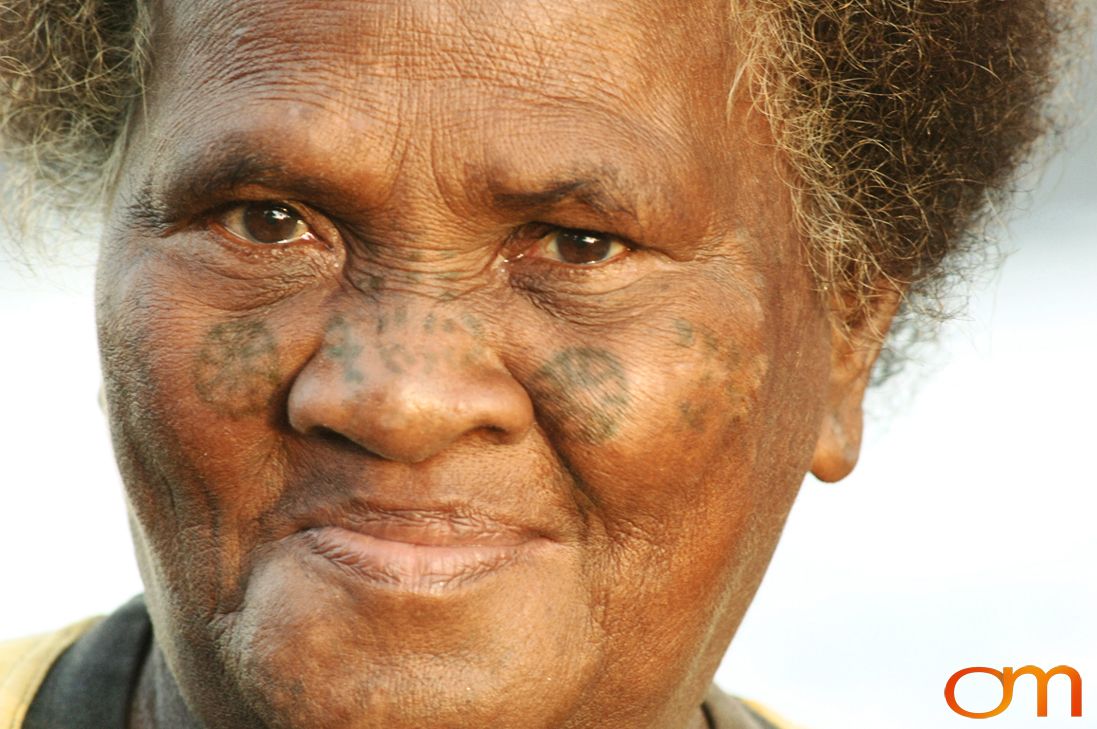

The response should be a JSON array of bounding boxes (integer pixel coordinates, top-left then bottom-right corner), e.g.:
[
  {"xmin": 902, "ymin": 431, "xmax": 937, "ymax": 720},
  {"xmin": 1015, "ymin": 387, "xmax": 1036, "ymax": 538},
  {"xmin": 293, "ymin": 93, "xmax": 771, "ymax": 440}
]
[
  {"xmin": 528, "ymin": 347, "xmax": 631, "ymax": 444},
  {"xmin": 671, "ymin": 318, "xmax": 760, "ymax": 432},
  {"xmin": 192, "ymin": 321, "xmax": 280, "ymax": 417},
  {"xmin": 678, "ymin": 376, "xmax": 716, "ymax": 432}
]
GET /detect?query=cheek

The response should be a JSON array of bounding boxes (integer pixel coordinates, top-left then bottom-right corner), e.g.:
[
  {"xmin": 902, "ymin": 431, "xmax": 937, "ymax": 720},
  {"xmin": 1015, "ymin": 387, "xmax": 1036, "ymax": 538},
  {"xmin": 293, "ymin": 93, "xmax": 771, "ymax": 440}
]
[
  {"xmin": 576, "ymin": 328, "xmax": 775, "ymax": 546},
  {"xmin": 191, "ymin": 321, "xmax": 282, "ymax": 417},
  {"xmin": 521, "ymin": 327, "xmax": 782, "ymax": 707},
  {"xmin": 101, "ymin": 292, "xmax": 278, "ymax": 483},
  {"xmin": 526, "ymin": 347, "xmax": 632, "ymax": 445},
  {"xmin": 524, "ymin": 277, "xmax": 830, "ymax": 684},
  {"xmin": 96, "ymin": 253, "xmax": 323, "ymax": 603},
  {"xmin": 666, "ymin": 318, "xmax": 770, "ymax": 439},
  {"xmin": 530, "ymin": 306, "xmax": 777, "ymax": 531}
]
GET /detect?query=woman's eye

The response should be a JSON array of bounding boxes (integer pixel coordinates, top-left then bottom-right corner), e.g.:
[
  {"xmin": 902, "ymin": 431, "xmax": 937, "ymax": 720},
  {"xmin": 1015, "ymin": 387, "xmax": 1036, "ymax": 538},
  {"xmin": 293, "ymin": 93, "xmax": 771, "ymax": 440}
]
[
  {"xmin": 216, "ymin": 202, "xmax": 314, "ymax": 245},
  {"xmin": 538, "ymin": 228, "xmax": 629, "ymax": 265}
]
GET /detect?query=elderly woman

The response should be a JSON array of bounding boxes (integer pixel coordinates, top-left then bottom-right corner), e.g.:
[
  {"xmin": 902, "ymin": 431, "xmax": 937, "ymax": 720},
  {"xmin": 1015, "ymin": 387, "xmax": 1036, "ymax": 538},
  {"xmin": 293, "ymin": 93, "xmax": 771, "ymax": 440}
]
[{"xmin": 0, "ymin": 1, "xmax": 1078, "ymax": 727}]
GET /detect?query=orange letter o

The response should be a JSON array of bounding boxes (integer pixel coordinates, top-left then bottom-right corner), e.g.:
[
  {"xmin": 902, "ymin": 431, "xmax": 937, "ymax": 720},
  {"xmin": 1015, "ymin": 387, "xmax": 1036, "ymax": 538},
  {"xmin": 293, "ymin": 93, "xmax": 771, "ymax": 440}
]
[{"xmin": 945, "ymin": 666, "xmax": 1014, "ymax": 719}]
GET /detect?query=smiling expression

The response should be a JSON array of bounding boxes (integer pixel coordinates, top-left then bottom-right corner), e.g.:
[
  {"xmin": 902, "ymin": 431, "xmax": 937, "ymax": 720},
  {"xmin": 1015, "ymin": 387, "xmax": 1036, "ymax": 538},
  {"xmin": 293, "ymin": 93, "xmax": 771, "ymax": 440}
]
[{"xmin": 96, "ymin": 1, "xmax": 856, "ymax": 728}]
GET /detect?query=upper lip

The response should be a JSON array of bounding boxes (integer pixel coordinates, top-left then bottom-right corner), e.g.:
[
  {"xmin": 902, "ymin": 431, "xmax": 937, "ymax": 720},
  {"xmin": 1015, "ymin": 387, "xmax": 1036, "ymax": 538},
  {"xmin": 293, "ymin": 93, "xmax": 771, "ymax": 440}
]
[{"xmin": 271, "ymin": 461, "xmax": 579, "ymax": 549}]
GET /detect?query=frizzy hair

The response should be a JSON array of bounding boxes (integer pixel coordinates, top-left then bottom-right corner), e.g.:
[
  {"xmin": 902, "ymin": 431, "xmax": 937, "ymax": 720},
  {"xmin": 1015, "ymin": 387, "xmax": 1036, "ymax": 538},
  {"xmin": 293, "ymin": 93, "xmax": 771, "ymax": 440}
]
[
  {"xmin": 0, "ymin": 0, "xmax": 150, "ymax": 242},
  {"xmin": 733, "ymin": 0, "xmax": 1082, "ymax": 376},
  {"xmin": 0, "ymin": 0, "xmax": 1084, "ymax": 375}
]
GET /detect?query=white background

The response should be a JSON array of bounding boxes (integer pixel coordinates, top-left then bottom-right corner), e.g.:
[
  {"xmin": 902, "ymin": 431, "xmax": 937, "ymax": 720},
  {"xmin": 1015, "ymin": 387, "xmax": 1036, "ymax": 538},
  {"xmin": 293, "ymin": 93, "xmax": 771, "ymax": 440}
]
[{"xmin": 2, "ymin": 39, "xmax": 1094, "ymax": 729}]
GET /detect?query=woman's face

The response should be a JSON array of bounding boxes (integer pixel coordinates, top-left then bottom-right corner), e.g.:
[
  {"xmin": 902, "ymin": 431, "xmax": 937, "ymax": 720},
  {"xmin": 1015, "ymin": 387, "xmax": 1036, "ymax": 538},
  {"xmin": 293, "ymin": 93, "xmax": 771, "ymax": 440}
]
[{"xmin": 97, "ymin": 1, "xmax": 855, "ymax": 727}]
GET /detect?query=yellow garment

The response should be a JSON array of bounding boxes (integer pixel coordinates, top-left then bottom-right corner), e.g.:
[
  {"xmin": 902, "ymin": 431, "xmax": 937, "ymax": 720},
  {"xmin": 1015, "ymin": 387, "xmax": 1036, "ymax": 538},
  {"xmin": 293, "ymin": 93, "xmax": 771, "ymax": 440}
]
[
  {"xmin": 742, "ymin": 698, "xmax": 804, "ymax": 729},
  {"xmin": 0, "ymin": 618, "xmax": 101, "ymax": 729}
]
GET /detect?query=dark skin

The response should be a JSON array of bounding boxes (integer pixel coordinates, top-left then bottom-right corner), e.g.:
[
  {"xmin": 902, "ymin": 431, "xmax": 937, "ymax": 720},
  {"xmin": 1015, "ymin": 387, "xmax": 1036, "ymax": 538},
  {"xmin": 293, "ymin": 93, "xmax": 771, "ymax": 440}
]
[{"xmin": 96, "ymin": 1, "xmax": 894, "ymax": 727}]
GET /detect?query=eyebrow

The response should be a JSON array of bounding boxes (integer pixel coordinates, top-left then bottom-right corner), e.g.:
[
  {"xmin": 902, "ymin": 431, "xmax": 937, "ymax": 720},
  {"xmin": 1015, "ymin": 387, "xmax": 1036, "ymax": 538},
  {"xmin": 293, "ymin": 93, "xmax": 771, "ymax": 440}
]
[
  {"xmin": 126, "ymin": 140, "xmax": 344, "ymax": 230},
  {"xmin": 127, "ymin": 136, "xmax": 649, "ymax": 232},
  {"xmin": 487, "ymin": 177, "xmax": 640, "ymax": 222}
]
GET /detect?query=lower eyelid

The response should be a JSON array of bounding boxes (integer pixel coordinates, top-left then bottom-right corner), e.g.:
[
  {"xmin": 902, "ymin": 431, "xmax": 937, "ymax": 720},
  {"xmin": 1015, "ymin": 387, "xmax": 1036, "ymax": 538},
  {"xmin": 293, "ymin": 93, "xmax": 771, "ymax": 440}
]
[{"xmin": 510, "ymin": 251, "xmax": 643, "ymax": 288}]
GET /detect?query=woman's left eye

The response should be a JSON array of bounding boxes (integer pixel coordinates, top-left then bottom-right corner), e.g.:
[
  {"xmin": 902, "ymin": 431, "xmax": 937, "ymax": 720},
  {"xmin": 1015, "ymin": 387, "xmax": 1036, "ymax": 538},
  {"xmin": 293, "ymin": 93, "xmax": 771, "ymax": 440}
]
[
  {"xmin": 215, "ymin": 202, "xmax": 315, "ymax": 245},
  {"xmin": 536, "ymin": 228, "xmax": 629, "ymax": 266}
]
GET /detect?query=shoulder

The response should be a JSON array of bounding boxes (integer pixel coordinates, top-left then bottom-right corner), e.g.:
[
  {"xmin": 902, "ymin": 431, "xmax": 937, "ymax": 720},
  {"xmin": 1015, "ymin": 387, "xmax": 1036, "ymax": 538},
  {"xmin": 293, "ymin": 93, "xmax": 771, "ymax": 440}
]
[
  {"xmin": 0, "ymin": 618, "xmax": 102, "ymax": 729},
  {"xmin": 705, "ymin": 684, "xmax": 806, "ymax": 729}
]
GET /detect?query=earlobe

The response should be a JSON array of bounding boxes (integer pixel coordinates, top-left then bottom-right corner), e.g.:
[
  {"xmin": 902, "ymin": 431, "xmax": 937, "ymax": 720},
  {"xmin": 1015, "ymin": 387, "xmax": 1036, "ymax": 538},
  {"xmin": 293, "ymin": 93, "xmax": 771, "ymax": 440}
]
[
  {"xmin": 811, "ymin": 398, "xmax": 864, "ymax": 482},
  {"xmin": 810, "ymin": 287, "xmax": 902, "ymax": 483}
]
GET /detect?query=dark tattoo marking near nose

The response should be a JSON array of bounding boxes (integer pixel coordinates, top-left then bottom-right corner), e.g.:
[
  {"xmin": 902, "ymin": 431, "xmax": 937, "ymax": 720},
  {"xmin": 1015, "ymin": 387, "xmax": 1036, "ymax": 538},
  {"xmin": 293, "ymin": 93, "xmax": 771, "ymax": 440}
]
[
  {"xmin": 193, "ymin": 321, "xmax": 279, "ymax": 417},
  {"xmin": 528, "ymin": 347, "xmax": 630, "ymax": 444},
  {"xmin": 324, "ymin": 315, "xmax": 365, "ymax": 384},
  {"xmin": 673, "ymin": 318, "xmax": 695, "ymax": 348},
  {"xmin": 379, "ymin": 343, "xmax": 417, "ymax": 375},
  {"xmin": 323, "ymin": 309, "xmax": 488, "ymax": 379},
  {"xmin": 460, "ymin": 313, "xmax": 483, "ymax": 338},
  {"xmin": 374, "ymin": 304, "xmax": 407, "ymax": 335}
]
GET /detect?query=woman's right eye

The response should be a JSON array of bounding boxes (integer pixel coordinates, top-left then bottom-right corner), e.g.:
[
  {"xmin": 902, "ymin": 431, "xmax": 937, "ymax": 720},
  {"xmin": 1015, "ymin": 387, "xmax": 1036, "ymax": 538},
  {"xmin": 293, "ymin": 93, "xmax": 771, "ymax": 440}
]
[{"xmin": 214, "ymin": 202, "xmax": 317, "ymax": 246}]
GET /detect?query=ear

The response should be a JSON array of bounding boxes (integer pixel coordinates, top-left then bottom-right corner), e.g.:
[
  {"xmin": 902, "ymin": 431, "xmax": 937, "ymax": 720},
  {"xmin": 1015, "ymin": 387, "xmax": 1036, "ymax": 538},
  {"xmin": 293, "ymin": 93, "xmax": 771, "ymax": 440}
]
[{"xmin": 810, "ymin": 287, "xmax": 903, "ymax": 483}]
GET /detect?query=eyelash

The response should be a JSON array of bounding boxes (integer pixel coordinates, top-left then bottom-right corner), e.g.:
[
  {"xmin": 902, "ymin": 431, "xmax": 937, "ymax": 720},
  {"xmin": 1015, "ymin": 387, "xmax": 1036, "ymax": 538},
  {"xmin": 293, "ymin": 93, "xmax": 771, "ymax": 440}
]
[{"xmin": 205, "ymin": 201, "xmax": 637, "ymax": 275}]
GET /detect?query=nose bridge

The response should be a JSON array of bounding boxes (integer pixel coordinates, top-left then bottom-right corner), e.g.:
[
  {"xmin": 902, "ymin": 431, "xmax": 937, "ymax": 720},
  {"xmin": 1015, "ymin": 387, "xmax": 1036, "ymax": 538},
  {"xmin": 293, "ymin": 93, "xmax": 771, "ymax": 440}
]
[
  {"xmin": 337, "ymin": 302, "xmax": 488, "ymax": 379},
  {"xmin": 287, "ymin": 301, "xmax": 533, "ymax": 463}
]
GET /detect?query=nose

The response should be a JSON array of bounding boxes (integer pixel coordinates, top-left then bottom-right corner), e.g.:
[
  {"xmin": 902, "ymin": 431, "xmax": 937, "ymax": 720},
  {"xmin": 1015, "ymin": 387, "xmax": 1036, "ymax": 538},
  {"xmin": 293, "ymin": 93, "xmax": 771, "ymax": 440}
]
[{"xmin": 287, "ymin": 309, "xmax": 534, "ymax": 463}]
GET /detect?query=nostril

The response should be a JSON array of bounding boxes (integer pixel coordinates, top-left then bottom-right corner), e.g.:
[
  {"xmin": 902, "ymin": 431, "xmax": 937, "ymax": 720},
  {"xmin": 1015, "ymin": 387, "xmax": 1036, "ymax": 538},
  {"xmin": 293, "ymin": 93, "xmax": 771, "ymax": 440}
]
[
  {"xmin": 482, "ymin": 423, "xmax": 520, "ymax": 445},
  {"xmin": 310, "ymin": 425, "xmax": 361, "ymax": 451}
]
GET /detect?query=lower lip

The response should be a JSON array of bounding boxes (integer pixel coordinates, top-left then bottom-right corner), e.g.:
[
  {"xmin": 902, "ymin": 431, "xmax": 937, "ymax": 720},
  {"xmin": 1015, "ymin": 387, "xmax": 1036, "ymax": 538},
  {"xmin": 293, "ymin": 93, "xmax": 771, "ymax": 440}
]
[{"xmin": 302, "ymin": 526, "xmax": 541, "ymax": 593}]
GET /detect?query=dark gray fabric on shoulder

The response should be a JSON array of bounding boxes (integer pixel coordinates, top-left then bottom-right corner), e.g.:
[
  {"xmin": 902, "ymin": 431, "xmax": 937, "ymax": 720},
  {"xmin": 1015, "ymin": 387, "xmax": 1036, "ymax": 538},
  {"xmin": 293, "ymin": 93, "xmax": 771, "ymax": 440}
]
[{"xmin": 23, "ymin": 595, "xmax": 150, "ymax": 729}]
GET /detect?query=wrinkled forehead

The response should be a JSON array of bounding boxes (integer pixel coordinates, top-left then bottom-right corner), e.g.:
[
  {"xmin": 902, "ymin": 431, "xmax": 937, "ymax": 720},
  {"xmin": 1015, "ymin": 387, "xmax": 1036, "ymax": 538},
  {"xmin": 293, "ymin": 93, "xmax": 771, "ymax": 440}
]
[
  {"xmin": 140, "ymin": 0, "xmax": 740, "ymax": 189},
  {"xmin": 155, "ymin": 0, "xmax": 733, "ymax": 106}
]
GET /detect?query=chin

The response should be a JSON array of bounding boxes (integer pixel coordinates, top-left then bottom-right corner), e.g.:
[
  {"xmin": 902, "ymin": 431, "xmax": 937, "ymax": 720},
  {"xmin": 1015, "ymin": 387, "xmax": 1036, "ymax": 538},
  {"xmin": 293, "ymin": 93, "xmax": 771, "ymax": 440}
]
[{"xmin": 191, "ymin": 537, "xmax": 600, "ymax": 729}]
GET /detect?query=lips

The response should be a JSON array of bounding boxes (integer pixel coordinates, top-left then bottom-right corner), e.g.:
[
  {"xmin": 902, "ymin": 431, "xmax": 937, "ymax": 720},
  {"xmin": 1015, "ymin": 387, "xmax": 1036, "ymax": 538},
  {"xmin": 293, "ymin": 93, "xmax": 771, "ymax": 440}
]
[{"xmin": 296, "ymin": 506, "xmax": 551, "ymax": 593}]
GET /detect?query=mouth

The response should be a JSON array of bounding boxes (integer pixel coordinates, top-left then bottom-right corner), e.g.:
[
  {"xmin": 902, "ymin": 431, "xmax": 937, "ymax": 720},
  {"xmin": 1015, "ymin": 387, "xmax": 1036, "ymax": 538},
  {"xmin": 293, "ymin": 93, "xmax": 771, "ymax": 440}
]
[{"xmin": 298, "ymin": 509, "xmax": 551, "ymax": 593}]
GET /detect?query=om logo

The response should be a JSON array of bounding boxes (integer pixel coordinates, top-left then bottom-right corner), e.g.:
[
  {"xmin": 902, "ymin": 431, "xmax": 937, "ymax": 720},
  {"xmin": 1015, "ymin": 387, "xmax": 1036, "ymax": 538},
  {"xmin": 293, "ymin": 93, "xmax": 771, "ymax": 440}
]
[{"xmin": 945, "ymin": 665, "xmax": 1082, "ymax": 718}]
